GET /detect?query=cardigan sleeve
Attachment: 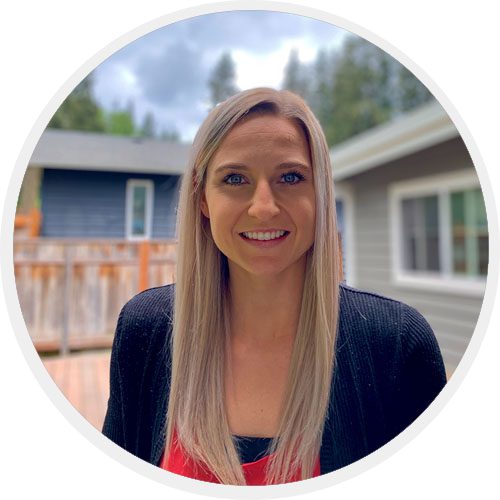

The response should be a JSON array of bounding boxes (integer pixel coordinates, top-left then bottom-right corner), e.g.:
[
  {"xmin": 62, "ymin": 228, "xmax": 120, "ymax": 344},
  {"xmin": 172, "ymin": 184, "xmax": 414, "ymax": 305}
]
[
  {"xmin": 101, "ymin": 284, "xmax": 174, "ymax": 461},
  {"xmin": 398, "ymin": 303, "xmax": 447, "ymax": 431},
  {"xmin": 102, "ymin": 304, "xmax": 126, "ymax": 447}
]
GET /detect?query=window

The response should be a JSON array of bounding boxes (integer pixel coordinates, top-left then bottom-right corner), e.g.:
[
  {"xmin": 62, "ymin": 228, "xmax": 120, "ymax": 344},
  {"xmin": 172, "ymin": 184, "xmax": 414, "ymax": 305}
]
[
  {"xmin": 390, "ymin": 171, "xmax": 487, "ymax": 296},
  {"xmin": 450, "ymin": 188, "xmax": 488, "ymax": 276},
  {"xmin": 126, "ymin": 179, "xmax": 154, "ymax": 240}
]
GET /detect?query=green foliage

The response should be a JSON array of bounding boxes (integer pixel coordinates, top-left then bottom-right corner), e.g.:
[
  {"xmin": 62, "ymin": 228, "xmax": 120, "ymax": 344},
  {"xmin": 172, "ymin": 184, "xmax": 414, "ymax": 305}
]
[
  {"xmin": 48, "ymin": 74, "xmax": 106, "ymax": 132},
  {"xmin": 279, "ymin": 35, "xmax": 434, "ymax": 147},
  {"xmin": 327, "ymin": 37, "xmax": 394, "ymax": 145},
  {"xmin": 397, "ymin": 65, "xmax": 433, "ymax": 111},
  {"xmin": 310, "ymin": 48, "xmax": 336, "ymax": 144},
  {"xmin": 208, "ymin": 52, "xmax": 239, "ymax": 107},
  {"xmin": 140, "ymin": 111, "xmax": 156, "ymax": 138},
  {"xmin": 282, "ymin": 49, "xmax": 310, "ymax": 99},
  {"xmin": 104, "ymin": 100, "xmax": 136, "ymax": 136},
  {"xmin": 106, "ymin": 110, "xmax": 135, "ymax": 135},
  {"xmin": 48, "ymin": 74, "xmax": 165, "ymax": 139}
]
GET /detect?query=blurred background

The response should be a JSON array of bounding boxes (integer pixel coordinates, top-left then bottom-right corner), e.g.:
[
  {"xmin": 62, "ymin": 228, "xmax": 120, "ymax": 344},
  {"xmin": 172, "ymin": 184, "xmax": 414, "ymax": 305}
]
[{"xmin": 14, "ymin": 11, "xmax": 487, "ymax": 431}]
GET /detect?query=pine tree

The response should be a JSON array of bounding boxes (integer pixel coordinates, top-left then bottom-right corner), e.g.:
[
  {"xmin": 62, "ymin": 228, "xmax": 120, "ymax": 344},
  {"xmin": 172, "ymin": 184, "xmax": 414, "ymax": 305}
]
[
  {"xmin": 310, "ymin": 48, "xmax": 336, "ymax": 143},
  {"xmin": 140, "ymin": 111, "xmax": 156, "ymax": 138},
  {"xmin": 397, "ymin": 65, "xmax": 433, "ymax": 112},
  {"xmin": 48, "ymin": 73, "xmax": 106, "ymax": 132},
  {"xmin": 105, "ymin": 100, "xmax": 135, "ymax": 136},
  {"xmin": 208, "ymin": 52, "xmax": 239, "ymax": 107},
  {"xmin": 282, "ymin": 49, "xmax": 310, "ymax": 100},
  {"xmin": 329, "ymin": 36, "xmax": 394, "ymax": 145}
]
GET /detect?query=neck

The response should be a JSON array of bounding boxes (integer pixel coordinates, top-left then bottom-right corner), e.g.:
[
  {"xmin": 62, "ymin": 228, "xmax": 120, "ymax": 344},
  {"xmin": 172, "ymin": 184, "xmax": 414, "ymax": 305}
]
[{"xmin": 227, "ymin": 259, "xmax": 307, "ymax": 344}]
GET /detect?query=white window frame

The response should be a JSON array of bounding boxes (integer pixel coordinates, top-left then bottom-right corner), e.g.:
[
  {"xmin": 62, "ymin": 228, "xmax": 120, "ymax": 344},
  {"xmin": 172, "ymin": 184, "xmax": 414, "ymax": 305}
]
[
  {"xmin": 125, "ymin": 179, "xmax": 154, "ymax": 240},
  {"xmin": 389, "ymin": 169, "xmax": 486, "ymax": 297},
  {"xmin": 335, "ymin": 182, "xmax": 356, "ymax": 286}
]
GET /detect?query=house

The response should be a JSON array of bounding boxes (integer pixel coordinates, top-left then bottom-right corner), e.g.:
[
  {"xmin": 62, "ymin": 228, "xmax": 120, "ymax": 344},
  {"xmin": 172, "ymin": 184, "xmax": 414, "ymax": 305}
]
[
  {"xmin": 21, "ymin": 102, "xmax": 486, "ymax": 373},
  {"xmin": 24, "ymin": 129, "xmax": 191, "ymax": 239},
  {"xmin": 332, "ymin": 100, "xmax": 487, "ymax": 374}
]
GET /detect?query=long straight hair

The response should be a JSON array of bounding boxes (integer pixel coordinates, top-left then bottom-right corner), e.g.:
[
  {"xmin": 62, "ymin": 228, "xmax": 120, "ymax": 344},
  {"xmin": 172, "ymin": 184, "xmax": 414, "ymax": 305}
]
[{"xmin": 165, "ymin": 88, "xmax": 341, "ymax": 484}]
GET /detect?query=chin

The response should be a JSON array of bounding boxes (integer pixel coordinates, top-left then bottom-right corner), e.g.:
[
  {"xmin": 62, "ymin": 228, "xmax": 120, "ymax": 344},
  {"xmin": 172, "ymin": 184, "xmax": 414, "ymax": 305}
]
[{"xmin": 231, "ymin": 256, "xmax": 306, "ymax": 279}]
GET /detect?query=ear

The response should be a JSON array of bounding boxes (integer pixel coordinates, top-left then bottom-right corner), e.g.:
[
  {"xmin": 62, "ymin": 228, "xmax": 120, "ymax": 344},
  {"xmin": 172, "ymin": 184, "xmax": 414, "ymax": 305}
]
[{"xmin": 200, "ymin": 190, "xmax": 210, "ymax": 219}]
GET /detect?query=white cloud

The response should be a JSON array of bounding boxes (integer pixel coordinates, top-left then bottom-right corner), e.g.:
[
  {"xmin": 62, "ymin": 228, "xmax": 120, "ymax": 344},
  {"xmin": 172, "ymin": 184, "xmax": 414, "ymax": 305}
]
[
  {"xmin": 233, "ymin": 39, "xmax": 317, "ymax": 90},
  {"xmin": 233, "ymin": 34, "xmax": 348, "ymax": 91}
]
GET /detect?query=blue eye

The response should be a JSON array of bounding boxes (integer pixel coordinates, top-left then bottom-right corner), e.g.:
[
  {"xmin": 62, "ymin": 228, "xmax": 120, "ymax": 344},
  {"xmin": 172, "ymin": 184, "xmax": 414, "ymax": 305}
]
[
  {"xmin": 223, "ymin": 173, "xmax": 246, "ymax": 185},
  {"xmin": 281, "ymin": 171, "xmax": 305, "ymax": 184},
  {"xmin": 222, "ymin": 171, "xmax": 305, "ymax": 186}
]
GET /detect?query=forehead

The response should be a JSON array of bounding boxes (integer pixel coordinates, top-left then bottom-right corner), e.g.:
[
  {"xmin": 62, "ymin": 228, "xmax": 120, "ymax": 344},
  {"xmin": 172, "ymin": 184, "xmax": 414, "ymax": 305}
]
[{"xmin": 210, "ymin": 114, "xmax": 311, "ymax": 166}]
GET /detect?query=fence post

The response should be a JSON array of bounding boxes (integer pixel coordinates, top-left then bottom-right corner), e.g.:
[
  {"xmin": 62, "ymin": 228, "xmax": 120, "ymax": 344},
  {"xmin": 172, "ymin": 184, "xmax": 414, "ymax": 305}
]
[
  {"xmin": 61, "ymin": 245, "xmax": 73, "ymax": 355},
  {"xmin": 30, "ymin": 207, "xmax": 41, "ymax": 237},
  {"xmin": 138, "ymin": 241, "xmax": 150, "ymax": 292}
]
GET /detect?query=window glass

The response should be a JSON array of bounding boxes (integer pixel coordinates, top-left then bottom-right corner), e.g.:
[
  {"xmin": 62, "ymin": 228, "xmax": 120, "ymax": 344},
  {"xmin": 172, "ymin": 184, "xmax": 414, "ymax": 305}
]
[
  {"xmin": 132, "ymin": 185, "xmax": 147, "ymax": 236},
  {"xmin": 473, "ymin": 188, "xmax": 488, "ymax": 276},
  {"xmin": 402, "ymin": 195, "xmax": 439, "ymax": 272},
  {"xmin": 451, "ymin": 187, "xmax": 488, "ymax": 276},
  {"xmin": 425, "ymin": 196, "xmax": 440, "ymax": 271}
]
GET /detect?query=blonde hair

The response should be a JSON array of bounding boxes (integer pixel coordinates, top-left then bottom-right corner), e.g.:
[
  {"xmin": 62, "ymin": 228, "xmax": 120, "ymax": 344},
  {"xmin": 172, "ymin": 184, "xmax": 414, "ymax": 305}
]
[{"xmin": 166, "ymin": 88, "xmax": 341, "ymax": 484}]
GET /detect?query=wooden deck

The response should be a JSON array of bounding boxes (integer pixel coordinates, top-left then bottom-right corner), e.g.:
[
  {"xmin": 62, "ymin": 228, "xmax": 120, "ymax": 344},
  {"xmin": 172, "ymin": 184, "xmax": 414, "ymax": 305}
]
[{"xmin": 42, "ymin": 350, "xmax": 111, "ymax": 431}]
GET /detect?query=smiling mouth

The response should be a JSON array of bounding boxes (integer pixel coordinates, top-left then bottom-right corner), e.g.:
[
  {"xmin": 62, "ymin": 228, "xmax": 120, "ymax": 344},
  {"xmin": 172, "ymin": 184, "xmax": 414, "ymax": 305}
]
[{"xmin": 239, "ymin": 230, "xmax": 290, "ymax": 241}]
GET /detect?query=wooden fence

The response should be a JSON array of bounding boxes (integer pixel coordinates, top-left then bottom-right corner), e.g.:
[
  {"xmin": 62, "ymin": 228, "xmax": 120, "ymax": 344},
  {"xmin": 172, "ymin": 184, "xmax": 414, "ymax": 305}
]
[
  {"xmin": 14, "ymin": 239, "xmax": 177, "ymax": 354},
  {"xmin": 14, "ymin": 207, "xmax": 41, "ymax": 238}
]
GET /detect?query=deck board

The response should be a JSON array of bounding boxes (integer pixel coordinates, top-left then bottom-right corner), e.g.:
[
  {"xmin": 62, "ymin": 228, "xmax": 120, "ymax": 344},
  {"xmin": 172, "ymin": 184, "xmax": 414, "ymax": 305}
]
[{"xmin": 42, "ymin": 350, "xmax": 111, "ymax": 431}]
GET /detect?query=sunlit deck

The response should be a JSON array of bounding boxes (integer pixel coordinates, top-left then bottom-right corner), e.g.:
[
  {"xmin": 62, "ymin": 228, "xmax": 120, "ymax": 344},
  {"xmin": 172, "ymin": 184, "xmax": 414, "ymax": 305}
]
[{"xmin": 42, "ymin": 350, "xmax": 111, "ymax": 431}]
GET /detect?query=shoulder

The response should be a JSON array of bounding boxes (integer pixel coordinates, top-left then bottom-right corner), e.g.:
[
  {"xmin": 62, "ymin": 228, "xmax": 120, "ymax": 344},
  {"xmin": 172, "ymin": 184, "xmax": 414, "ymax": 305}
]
[
  {"xmin": 339, "ymin": 283, "xmax": 403, "ymax": 314},
  {"xmin": 337, "ymin": 282, "xmax": 446, "ymax": 393},
  {"xmin": 120, "ymin": 283, "xmax": 175, "ymax": 326},
  {"xmin": 339, "ymin": 283, "xmax": 406, "ymax": 330},
  {"xmin": 338, "ymin": 283, "xmax": 440, "ymax": 358},
  {"xmin": 112, "ymin": 283, "xmax": 176, "ymax": 363}
]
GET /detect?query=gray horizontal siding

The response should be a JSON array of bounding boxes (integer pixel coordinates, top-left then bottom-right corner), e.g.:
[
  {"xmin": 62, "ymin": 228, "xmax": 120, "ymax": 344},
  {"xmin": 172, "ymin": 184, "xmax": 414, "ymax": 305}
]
[
  {"xmin": 341, "ymin": 137, "xmax": 486, "ymax": 373},
  {"xmin": 41, "ymin": 168, "xmax": 180, "ymax": 239}
]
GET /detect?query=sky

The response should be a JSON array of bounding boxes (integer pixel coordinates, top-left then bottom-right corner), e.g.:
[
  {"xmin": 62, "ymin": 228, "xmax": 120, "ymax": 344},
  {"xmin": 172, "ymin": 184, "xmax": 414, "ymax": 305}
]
[{"xmin": 91, "ymin": 11, "xmax": 349, "ymax": 142}]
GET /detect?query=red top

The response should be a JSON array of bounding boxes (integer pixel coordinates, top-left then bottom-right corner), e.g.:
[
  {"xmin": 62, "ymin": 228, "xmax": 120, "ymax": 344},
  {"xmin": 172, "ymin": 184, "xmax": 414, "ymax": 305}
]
[{"xmin": 161, "ymin": 432, "xmax": 321, "ymax": 485}]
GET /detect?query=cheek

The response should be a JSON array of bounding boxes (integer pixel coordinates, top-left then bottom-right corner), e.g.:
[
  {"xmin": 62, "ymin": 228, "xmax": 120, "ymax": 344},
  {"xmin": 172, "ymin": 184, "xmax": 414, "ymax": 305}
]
[
  {"xmin": 301, "ymin": 197, "xmax": 316, "ymax": 242},
  {"xmin": 204, "ymin": 198, "xmax": 238, "ymax": 239},
  {"xmin": 299, "ymin": 195, "xmax": 316, "ymax": 224}
]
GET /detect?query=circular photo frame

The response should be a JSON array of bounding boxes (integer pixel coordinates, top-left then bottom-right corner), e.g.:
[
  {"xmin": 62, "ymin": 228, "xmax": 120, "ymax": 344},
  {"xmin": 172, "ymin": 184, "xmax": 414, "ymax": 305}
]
[{"xmin": 2, "ymin": 2, "xmax": 498, "ymax": 498}]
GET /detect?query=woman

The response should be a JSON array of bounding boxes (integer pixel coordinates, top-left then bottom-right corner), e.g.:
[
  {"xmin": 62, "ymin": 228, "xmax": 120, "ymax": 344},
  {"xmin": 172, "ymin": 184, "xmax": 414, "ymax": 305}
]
[{"xmin": 102, "ymin": 88, "xmax": 446, "ymax": 485}]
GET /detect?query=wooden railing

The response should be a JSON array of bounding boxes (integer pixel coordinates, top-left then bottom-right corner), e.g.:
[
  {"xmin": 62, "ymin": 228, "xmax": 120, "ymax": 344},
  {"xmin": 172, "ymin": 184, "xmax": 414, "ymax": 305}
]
[
  {"xmin": 14, "ymin": 207, "xmax": 42, "ymax": 237},
  {"xmin": 14, "ymin": 234, "xmax": 344, "ymax": 355},
  {"xmin": 14, "ymin": 239, "xmax": 177, "ymax": 354}
]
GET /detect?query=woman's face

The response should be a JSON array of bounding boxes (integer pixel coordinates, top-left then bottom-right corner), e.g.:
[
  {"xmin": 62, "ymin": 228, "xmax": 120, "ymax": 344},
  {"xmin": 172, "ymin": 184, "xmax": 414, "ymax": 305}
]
[{"xmin": 201, "ymin": 113, "xmax": 316, "ymax": 278}]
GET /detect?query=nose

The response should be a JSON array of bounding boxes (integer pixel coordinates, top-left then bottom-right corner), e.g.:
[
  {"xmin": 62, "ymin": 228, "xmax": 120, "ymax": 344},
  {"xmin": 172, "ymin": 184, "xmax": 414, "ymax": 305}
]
[{"xmin": 247, "ymin": 179, "xmax": 280, "ymax": 220}]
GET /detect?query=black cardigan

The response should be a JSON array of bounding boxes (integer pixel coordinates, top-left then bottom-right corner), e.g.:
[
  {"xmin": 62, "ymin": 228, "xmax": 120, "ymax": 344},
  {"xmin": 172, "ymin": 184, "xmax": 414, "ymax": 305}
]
[{"xmin": 102, "ymin": 283, "xmax": 446, "ymax": 476}]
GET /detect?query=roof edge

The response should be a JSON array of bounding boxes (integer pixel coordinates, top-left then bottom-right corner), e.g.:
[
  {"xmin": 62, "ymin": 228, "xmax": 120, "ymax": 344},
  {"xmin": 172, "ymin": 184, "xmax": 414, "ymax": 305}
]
[{"xmin": 331, "ymin": 100, "xmax": 459, "ymax": 181}]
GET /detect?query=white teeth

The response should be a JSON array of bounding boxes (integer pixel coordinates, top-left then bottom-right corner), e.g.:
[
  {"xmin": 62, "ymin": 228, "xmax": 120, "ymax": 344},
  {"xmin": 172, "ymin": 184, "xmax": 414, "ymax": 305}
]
[{"xmin": 242, "ymin": 230, "xmax": 286, "ymax": 240}]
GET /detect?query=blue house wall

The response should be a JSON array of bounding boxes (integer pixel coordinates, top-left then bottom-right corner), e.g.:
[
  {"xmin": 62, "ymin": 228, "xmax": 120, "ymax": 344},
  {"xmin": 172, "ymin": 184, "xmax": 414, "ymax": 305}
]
[{"xmin": 40, "ymin": 168, "xmax": 180, "ymax": 238}]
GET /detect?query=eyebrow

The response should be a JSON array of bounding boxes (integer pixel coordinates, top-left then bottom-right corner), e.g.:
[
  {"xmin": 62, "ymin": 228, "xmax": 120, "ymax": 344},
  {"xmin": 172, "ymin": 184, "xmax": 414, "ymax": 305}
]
[{"xmin": 213, "ymin": 162, "xmax": 311, "ymax": 175}]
